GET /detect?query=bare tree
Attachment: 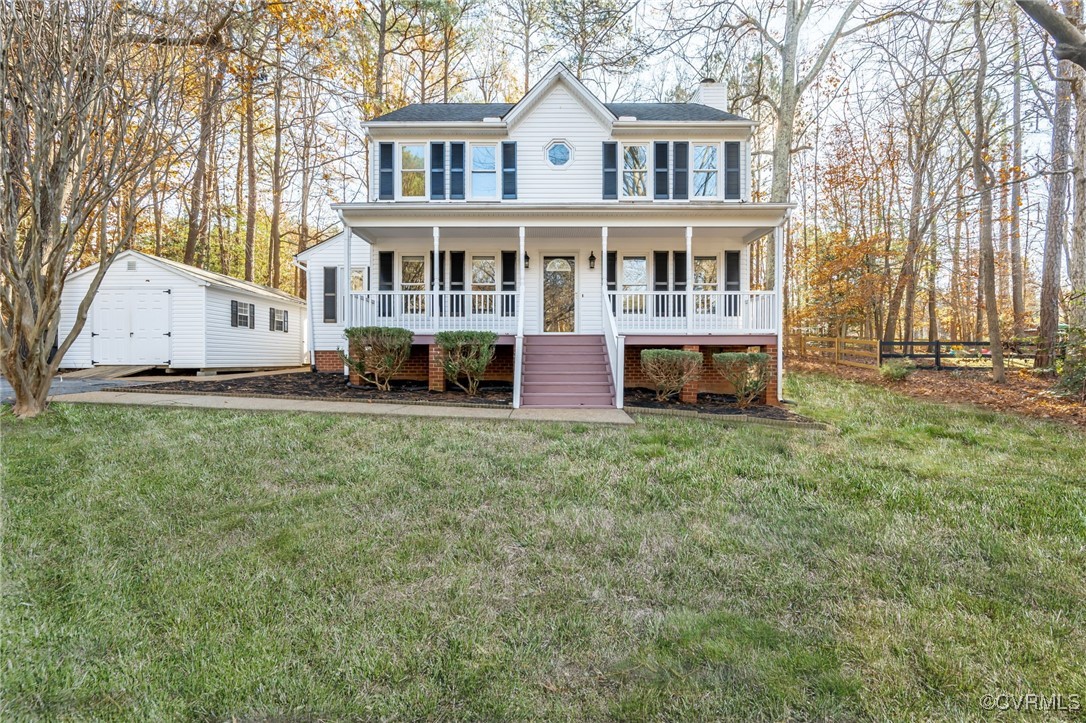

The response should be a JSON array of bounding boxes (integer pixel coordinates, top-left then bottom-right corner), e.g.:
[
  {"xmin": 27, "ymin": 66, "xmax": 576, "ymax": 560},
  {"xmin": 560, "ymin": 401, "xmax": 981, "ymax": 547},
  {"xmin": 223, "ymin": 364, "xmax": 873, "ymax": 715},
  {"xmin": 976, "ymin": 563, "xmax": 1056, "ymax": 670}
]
[{"xmin": 0, "ymin": 0, "xmax": 192, "ymax": 417}]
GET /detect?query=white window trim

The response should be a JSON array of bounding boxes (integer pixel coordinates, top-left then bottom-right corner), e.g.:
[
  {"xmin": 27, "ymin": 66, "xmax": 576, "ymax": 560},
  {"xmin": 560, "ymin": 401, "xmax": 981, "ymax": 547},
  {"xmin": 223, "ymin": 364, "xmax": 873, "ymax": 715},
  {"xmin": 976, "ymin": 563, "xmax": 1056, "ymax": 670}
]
[
  {"xmin": 350, "ymin": 266, "xmax": 369, "ymax": 293},
  {"xmin": 469, "ymin": 142, "xmax": 499, "ymax": 201},
  {"xmin": 399, "ymin": 254, "xmax": 427, "ymax": 291},
  {"xmin": 693, "ymin": 254, "xmax": 721, "ymax": 292},
  {"xmin": 398, "ymin": 142, "xmax": 428, "ymax": 201},
  {"xmin": 235, "ymin": 300, "xmax": 251, "ymax": 328},
  {"xmin": 545, "ymin": 139, "xmax": 574, "ymax": 170},
  {"xmin": 691, "ymin": 142, "xmax": 722, "ymax": 199},
  {"xmin": 619, "ymin": 142, "xmax": 651, "ymax": 200}
]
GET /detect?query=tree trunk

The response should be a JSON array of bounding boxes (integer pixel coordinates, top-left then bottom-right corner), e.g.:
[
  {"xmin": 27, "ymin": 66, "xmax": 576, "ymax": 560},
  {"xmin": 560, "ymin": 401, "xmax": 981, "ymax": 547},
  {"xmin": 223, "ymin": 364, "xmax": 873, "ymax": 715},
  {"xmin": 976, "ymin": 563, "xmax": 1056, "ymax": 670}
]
[
  {"xmin": 268, "ymin": 33, "xmax": 283, "ymax": 288},
  {"xmin": 245, "ymin": 77, "xmax": 257, "ymax": 283},
  {"xmin": 1037, "ymin": 70, "xmax": 1072, "ymax": 368},
  {"xmin": 1011, "ymin": 11, "xmax": 1026, "ymax": 338},
  {"xmin": 972, "ymin": 0, "xmax": 1005, "ymax": 383},
  {"xmin": 183, "ymin": 57, "xmax": 225, "ymax": 265}
]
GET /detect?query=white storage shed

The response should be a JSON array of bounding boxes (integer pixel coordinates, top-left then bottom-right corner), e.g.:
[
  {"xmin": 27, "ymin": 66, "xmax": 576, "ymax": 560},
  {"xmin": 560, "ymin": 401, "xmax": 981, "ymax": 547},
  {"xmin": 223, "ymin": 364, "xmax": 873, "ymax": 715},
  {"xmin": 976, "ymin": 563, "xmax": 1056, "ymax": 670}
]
[{"xmin": 58, "ymin": 250, "xmax": 307, "ymax": 371}]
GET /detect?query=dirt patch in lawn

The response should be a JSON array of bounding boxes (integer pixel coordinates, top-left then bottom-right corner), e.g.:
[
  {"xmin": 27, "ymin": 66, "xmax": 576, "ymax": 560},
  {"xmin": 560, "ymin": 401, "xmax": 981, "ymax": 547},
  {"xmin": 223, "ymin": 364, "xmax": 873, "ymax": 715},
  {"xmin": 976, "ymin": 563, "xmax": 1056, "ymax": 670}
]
[
  {"xmin": 790, "ymin": 358, "xmax": 1086, "ymax": 427},
  {"xmin": 623, "ymin": 388, "xmax": 812, "ymax": 423},
  {"xmin": 119, "ymin": 373, "xmax": 514, "ymax": 407}
]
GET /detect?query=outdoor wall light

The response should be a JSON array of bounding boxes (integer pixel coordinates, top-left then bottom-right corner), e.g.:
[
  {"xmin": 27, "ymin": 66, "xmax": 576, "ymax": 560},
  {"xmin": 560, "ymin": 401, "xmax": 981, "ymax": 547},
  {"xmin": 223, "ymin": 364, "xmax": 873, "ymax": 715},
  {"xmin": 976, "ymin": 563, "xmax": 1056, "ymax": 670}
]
[
  {"xmin": 524, "ymin": 254, "xmax": 530, "ymax": 269},
  {"xmin": 588, "ymin": 251, "xmax": 596, "ymax": 270}
]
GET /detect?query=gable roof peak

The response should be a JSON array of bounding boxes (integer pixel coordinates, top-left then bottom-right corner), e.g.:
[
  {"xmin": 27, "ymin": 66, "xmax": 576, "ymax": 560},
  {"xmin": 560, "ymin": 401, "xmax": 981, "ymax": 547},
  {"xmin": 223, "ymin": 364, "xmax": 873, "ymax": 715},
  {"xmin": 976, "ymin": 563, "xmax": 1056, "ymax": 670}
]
[{"xmin": 503, "ymin": 63, "xmax": 615, "ymax": 127}]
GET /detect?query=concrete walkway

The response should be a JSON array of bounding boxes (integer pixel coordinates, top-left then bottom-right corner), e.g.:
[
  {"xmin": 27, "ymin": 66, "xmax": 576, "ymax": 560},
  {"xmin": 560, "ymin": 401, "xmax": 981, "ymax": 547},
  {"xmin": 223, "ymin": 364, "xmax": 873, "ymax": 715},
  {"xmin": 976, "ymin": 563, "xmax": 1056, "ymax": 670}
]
[{"xmin": 50, "ymin": 390, "xmax": 636, "ymax": 425}]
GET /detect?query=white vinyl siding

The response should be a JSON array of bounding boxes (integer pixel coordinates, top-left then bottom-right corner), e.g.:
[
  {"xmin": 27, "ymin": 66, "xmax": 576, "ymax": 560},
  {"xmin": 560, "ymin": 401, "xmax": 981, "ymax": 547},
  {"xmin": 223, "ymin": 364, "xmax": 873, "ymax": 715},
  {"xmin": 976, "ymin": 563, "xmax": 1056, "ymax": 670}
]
[
  {"xmin": 300, "ymin": 231, "xmax": 372, "ymax": 356},
  {"xmin": 204, "ymin": 287, "xmax": 305, "ymax": 368}
]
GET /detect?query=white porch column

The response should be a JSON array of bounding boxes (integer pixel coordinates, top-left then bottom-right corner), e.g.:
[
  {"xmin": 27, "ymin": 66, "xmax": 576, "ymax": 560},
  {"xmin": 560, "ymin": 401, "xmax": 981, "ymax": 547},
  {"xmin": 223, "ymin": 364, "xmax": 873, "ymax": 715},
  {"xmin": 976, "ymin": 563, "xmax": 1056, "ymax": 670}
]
[
  {"xmin": 685, "ymin": 226, "xmax": 694, "ymax": 333},
  {"xmin": 519, "ymin": 226, "xmax": 526, "ymax": 291},
  {"xmin": 344, "ymin": 227, "xmax": 352, "ymax": 328},
  {"xmin": 775, "ymin": 224, "xmax": 785, "ymax": 402},
  {"xmin": 432, "ymin": 226, "xmax": 440, "ymax": 328}
]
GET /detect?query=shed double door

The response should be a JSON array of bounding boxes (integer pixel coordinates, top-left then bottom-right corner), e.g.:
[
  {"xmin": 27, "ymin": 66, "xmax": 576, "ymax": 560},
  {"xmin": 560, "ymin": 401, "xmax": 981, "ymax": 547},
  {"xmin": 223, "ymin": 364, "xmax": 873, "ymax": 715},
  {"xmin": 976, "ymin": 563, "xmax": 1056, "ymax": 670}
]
[{"xmin": 92, "ymin": 289, "xmax": 171, "ymax": 365}]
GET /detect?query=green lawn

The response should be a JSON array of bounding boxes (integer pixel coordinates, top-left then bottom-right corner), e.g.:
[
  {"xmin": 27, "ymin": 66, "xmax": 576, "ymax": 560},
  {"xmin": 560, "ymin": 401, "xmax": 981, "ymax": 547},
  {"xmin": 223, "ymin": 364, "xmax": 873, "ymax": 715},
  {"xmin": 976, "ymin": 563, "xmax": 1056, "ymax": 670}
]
[{"xmin": 2, "ymin": 374, "xmax": 1085, "ymax": 721}]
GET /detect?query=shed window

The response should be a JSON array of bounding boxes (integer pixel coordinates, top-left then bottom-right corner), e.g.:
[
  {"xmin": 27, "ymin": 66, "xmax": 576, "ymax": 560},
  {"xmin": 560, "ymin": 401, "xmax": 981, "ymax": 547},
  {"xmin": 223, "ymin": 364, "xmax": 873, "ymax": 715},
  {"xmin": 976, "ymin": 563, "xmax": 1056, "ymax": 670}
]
[
  {"xmin": 270, "ymin": 308, "xmax": 289, "ymax": 332},
  {"xmin": 231, "ymin": 300, "xmax": 255, "ymax": 329}
]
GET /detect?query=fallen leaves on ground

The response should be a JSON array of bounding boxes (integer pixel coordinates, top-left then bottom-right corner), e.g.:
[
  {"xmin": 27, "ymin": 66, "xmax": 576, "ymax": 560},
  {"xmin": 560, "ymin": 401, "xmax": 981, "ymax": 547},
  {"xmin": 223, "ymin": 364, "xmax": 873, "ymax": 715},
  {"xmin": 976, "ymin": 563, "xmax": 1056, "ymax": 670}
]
[{"xmin": 789, "ymin": 358, "xmax": 1086, "ymax": 427}]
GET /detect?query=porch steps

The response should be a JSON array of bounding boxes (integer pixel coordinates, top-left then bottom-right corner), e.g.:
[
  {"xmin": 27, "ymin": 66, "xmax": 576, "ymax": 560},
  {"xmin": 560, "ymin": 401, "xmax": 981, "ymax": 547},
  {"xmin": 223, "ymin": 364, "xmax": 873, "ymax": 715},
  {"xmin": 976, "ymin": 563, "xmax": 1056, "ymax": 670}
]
[{"xmin": 520, "ymin": 335, "xmax": 615, "ymax": 408}]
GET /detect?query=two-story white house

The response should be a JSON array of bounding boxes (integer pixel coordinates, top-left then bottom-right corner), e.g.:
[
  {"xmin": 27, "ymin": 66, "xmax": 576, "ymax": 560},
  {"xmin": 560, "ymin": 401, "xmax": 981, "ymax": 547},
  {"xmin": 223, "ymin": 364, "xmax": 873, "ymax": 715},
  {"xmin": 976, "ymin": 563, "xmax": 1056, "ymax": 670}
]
[{"xmin": 297, "ymin": 64, "xmax": 791, "ymax": 408}]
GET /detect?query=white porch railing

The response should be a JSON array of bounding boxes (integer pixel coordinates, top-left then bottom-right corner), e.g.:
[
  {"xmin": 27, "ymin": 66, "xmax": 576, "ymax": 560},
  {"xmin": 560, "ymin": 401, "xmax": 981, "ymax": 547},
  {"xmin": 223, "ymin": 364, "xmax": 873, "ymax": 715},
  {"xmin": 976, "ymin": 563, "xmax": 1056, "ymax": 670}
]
[
  {"xmin": 608, "ymin": 291, "xmax": 776, "ymax": 334},
  {"xmin": 601, "ymin": 283, "xmax": 625, "ymax": 408},
  {"xmin": 349, "ymin": 290, "xmax": 520, "ymax": 334}
]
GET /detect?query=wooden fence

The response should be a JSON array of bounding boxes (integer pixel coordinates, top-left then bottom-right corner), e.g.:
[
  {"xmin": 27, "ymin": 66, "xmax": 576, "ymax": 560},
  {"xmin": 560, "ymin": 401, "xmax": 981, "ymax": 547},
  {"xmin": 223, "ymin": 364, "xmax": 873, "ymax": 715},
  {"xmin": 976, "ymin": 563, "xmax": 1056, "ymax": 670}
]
[{"xmin": 790, "ymin": 335, "xmax": 881, "ymax": 370}]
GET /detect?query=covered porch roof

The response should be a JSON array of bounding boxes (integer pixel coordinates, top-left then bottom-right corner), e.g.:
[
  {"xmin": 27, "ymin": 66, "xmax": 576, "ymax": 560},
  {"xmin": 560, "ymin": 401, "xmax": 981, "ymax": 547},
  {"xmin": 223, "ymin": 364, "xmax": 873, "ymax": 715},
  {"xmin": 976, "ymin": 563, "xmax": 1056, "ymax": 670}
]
[{"xmin": 333, "ymin": 202, "xmax": 793, "ymax": 246}]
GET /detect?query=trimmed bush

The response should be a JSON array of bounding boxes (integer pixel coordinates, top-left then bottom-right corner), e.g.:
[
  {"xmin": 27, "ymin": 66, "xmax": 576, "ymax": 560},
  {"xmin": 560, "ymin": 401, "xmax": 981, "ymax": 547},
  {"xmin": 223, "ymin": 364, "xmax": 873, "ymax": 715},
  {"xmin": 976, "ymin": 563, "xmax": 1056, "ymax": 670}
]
[
  {"xmin": 435, "ymin": 330, "xmax": 498, "ymax": 396},
  {"xmin": 879, "ymin": 358, "xmax": 916, "ymax": 383},
  {"xmin": 712, "ymin": 352, "xmax": 770, "ymax": 408},
  {"xmin": 342, "ymin": 326, "xmax": 413, "ymax": 390},
  {"xmin": 640, "ymin": 349, "xmax": 703, "ymax": 401}
]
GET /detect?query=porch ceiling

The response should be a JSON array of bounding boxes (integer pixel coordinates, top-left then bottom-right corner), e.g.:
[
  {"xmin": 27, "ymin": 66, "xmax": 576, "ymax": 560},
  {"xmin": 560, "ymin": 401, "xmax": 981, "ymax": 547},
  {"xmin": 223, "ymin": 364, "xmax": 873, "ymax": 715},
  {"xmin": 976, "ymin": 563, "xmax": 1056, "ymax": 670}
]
[
  {"xmin": 351, "ymin": 225, "xmax": 775, "ymax": 246},
  {"xmin": 336, "ymin": 201, "xmax": 792, "ymax": 246}
]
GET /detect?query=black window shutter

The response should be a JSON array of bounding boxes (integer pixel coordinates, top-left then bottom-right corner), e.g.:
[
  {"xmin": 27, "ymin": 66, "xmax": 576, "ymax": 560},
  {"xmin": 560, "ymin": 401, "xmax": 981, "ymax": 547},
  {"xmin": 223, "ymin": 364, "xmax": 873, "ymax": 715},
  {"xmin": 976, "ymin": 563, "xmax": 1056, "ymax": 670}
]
[
  {"xmin": 270, "ymin": 307, "xmax": 275, "ymax": 331},
  {"xmin": 501, "ymin": 250, "xmax": 517, "ymax": 316},
  {"xmin": 725, "ymin": 250, "xmax": 741, "ymax": 316},
  {"xmin": 673, "ymin": 142, "xmax": 689, "ymax": 200},
  {"xmin": 449, "ymin": 142, "xmax": 466, "ymax": 200},
  {"xmin": 607, "ymin": 250, "xmax": 618, "ymax": 313},
  {"xmin": 653, "ymin": 251, "xmax": 670, "ymax": 317},
  {"xmin": 284, "ymin": 310, "xmax": 288, "ymax": 332},
  {"xmin": 673, "ymin": 251, "xmax": 687, "ymax": 318},
  {"xmin": 449, "ymin": 250, "xmax": 466, "ymax": 317},
  {"xmin": 430, "ymin": 142, "xmax": 446, "ymax": 200},
  {"xmin": 378, "ymin": 142, "xmax": 394, "ymax": 200},
  {"xmin": 231, "ymin": 299, "xmax": 238, "ymax": 327},
  {"xmin": 249, "ymin": 304, "xmax": 255, "ymax": 329},
  {"xmin": 378, "ymin": 251, "xmax": 394, "ymax": 317},
  {"xmin": 323, "ymin": 266, "xmax": 337, "ymax": 323},
  {"xmin": 654, "ymin": 142, "xmax": 669, "ymax": 200},
  {"xmin": 724, "ymin": 142, "xmax": 741, "ymax": 199},
  {"xmin": 602, "ymin": 142, "xmax": 618, "ymax": 199},
  {"xmin": 501, "ymin": 142, "xmax": 517, "ymax": 199}
]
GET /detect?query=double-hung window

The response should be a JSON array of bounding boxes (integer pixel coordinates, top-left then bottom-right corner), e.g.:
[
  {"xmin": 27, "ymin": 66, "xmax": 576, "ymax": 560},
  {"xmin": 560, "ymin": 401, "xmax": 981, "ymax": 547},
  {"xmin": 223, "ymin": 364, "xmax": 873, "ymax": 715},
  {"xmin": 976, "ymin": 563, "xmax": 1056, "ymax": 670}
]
[
  {"xmin": 471, "ymin": 255, "xmax": 496, "ymax": 314},
  {"xmin": 270, "ymin": 308, "xmax": 288, "ymax": 332},
  {"xmin": 471, "ymin": 144, "xmax": 497, "ymax": 199},
  {"xmin": 693, "ymin": 256, "xmax": 719, "ymax": 314},
  {"xmin": 400, "ymin": 144, "xmax": 426, "ymax": 198},
  {"xmin": 692, "ymin": 144, "xmax": 719, "ymax": 198},
  {"xmin": 622, "ymin": 144, "xmax": 649, "ymax": 198},
  {"xmin": 621, "ymin": 256, "xmax": 648, "ymax": 314},
  {"xmin": 401, "ymin": 255, "xmax": 426, "ymax": 314},
  {"xmin": 236, "ymin": 301, "xmax": 251, "ymax": 328}
]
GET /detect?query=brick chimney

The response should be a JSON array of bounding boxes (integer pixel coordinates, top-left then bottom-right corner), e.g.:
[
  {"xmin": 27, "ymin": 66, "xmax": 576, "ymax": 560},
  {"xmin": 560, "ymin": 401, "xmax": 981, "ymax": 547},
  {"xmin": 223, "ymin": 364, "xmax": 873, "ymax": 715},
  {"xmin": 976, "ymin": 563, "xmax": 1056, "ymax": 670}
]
[{"xmin": 694, "ymin": 78, "xmax": 728, "ymax": 112}]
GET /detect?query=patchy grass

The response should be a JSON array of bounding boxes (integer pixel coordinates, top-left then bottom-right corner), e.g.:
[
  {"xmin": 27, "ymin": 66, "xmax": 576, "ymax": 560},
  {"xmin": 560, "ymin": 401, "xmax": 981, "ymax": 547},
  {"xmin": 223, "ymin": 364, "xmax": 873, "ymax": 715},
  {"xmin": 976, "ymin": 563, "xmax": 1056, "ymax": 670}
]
[{"xmin": 2, "ymin": 373, "xmax": 1085, "ymax": 721}]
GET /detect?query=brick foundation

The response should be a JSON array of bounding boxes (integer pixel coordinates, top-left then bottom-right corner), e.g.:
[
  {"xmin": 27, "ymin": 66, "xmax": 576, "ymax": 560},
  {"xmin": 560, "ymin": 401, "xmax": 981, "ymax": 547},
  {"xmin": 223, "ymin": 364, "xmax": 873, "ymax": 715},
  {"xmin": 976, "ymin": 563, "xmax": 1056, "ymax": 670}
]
[
  {"xmin": 326, "ymin": 342, "xmax": 517, "ymax": 389},
  {"xmin": 314, "ymin": 350, "xmax": 342, "ymax": 373},
  {"xmin": 625, "ymin": 341, "xmax": 781, "ymax": 406},
  {"xmin": 428, "ymin": 345, "xmax": 446, "ymax": 392}
]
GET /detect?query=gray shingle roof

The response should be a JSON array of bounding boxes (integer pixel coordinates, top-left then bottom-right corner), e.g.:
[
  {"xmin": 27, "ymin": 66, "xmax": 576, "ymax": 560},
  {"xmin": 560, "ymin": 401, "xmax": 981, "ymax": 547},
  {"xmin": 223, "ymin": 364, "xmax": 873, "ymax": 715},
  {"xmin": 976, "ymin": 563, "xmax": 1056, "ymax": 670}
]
[{"xmin": 370, "ymin": 102, "xmax": 748, "ymax": 123}]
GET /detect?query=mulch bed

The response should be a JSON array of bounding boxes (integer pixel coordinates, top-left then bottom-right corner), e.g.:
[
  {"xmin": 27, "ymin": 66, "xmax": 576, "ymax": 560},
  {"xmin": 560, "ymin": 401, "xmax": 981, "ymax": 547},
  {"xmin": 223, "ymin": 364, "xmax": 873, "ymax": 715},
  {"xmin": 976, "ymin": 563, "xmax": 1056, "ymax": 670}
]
[
  {"xmin": 121, "ymin": 373, "xmax": 514, "ymax": 407},
  {"xmin": 623, "ymin": 387, "xmax": 812, "ymax": 423},
  {"xmin": 791, "ymin": 358, "xmax": 1086, "ymax": 427}
]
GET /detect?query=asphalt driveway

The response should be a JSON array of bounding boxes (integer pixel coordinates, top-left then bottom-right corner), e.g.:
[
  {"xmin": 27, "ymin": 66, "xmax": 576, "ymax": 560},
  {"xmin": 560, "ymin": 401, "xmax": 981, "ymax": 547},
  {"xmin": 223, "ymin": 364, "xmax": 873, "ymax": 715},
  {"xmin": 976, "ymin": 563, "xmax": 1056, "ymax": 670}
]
[{"xmin": 1, "ymin": 376, "xmax": 155, "ymax": 405}]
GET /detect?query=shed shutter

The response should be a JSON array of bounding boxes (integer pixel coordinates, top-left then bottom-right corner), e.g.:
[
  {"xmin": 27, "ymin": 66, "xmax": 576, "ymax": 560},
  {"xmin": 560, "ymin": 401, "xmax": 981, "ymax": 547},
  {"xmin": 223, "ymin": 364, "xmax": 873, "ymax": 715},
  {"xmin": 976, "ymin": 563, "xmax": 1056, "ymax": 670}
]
[
  {"xmin": 602, "ymin": 142, "xmax": 618, "ymax": 199},
  {"xmin": 270, "ymin": 307, "xmax": 275, "ymax": 331},
  {"xmin": 673, "ymin": 142, "xmax": 689, "ymax": 200},
  {"xmin": 284, "ymin": 310, "xmax": 288, "ymax": 332},
  {"xmin": 653, "ymin": 251, "xmax": 670, "ymax": 317},
  {"xmin": 430, "ymin": 142, "xmax": 446, "ymax": 200},
  {"xmin": 449, "ymin": 250, "xmax": 466, "ymax": 317},
  {"xmin": 378, "ymin": 142, "xmax": 394, "ymax": 200},
  {"xmin": 449, "ymin": 142, "xmax": 466, "ymax": 200},
  {"xmin": 231, "ymin": 299, "xmax": 239, "ymax": 327},
  {"xmin": 501, "ymin": 250, "xmax": 517, "ymax": 316},
  {"xmin": 249, "ymin": 304, "xmax": 255, "ymax": 329},
  {"xmin": 654, "ymin": 142, "xmax": 670, "ymax": 200},
  {"xmin": 501, "ymin": 142, "xmax": 517, "ymax": 199},
  {"xmin": 606, "ymin": 250, "xmax": 617, "ymax": 313},
  {"xmin": 724, "ymin": 142, "xmax": 741, "ymax": 199},
  {"xmin": 378, "ymin": 251, "xmax": 394, "ymax": 317},
  {"xmin": 323, "ymin": 266, "xmax": 337, "ymax": 323}
]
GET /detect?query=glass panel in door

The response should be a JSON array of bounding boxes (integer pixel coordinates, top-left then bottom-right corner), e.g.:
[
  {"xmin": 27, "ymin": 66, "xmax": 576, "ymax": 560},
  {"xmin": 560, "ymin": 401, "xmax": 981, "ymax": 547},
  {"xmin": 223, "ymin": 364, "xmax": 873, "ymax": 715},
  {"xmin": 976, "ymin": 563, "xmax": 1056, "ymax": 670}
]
[{"xmin": 543, "ymin": 256, "xmax": 576, "ymax": 332}]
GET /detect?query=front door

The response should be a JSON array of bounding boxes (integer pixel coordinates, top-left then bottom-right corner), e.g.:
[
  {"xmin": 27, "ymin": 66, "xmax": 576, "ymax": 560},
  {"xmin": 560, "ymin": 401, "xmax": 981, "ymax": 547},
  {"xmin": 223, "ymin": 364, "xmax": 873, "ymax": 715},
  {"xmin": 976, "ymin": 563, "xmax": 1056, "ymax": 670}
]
[{"xmin": 542, "ymin": 256, "xmax": 576, "ymax": 333}]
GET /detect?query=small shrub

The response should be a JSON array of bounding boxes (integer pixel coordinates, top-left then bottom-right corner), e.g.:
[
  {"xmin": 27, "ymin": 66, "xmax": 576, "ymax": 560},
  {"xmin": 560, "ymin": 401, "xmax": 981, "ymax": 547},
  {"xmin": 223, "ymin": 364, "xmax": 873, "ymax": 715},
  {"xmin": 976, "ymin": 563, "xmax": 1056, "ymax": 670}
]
[
  {"xmin": 712, "ymin": 352, "xmax": 770, "ymax": 408},
  {"xmin": 342, "ymin": 326, "xmax": 413, "ymax": 390},
  {"xmin": 1054, "ymin": 348, "xmax": 1086, "ymax": 402},
  {"xmin": 880, "ymin": 358, "xmax": 916, "ymax": 383},
  {"xmin": 435, "ymin": 330, "xmax": 497, "ymax": 396},
  {"xmin": 640, "ymin": 349, "xmax": 703, "ymax": 401}
]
